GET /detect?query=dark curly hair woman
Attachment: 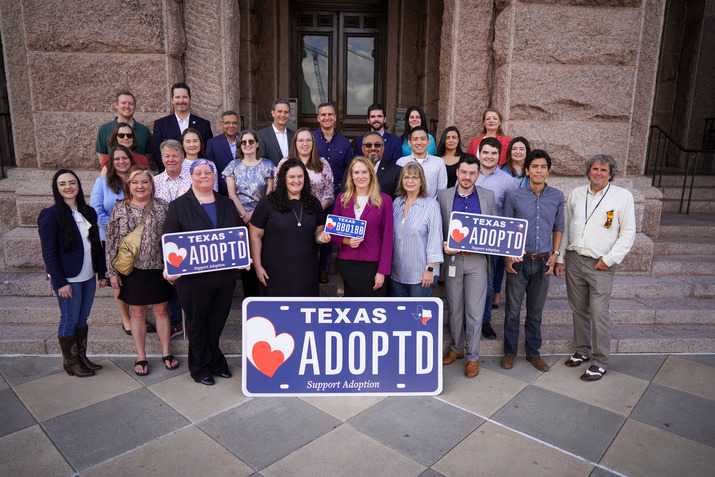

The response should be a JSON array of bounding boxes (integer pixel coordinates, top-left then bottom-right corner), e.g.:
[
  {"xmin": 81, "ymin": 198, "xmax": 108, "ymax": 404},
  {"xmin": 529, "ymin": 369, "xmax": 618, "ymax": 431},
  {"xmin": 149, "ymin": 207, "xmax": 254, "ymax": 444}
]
[{"xmin": 249, "ymin": 158, "xmax": 331, "ymax": 296}]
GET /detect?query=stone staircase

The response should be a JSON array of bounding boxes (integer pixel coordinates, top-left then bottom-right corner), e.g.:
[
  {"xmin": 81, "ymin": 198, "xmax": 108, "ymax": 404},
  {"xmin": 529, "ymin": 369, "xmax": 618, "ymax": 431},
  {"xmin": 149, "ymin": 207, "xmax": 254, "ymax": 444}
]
[
  {"xmin": 657, "ymin": 174, "xmax": 715, "ymax": 214},
  {"xmin": 0, "ymin": 168, "xmax": 713, "ymax": 356}
]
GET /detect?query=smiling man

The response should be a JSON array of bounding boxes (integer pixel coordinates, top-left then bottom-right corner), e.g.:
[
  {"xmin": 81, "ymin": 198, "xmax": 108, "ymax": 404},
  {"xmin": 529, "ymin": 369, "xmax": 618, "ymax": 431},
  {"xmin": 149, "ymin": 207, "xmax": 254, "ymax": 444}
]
[
  {"xmin": 397, "ymin": 126, "xmax": 447, "ymax": 198},
  {"xmin": 501, "ymin": 150, "xmax": 564, "ymax": 372},
  {"xmin": 353, "ymin": 104, "xmax": 402, "ymax": 163},
  {"xmin": 257, "ymin": 99, "xmax": 295, "ymax": 165},
  {"xmin": 96, "ymin": 91, "xmax": 152, "ymax": 165},
  {"xmin": 152, "ymin": 83, "xmax": 213, "ymax": 172},
  {"xmin": 554, "ymin": 155, "xmax": 636, "ymax": 381},
  {"xmin": 206, "ymin": 111, "xmax": 241, "ymax": 195}
]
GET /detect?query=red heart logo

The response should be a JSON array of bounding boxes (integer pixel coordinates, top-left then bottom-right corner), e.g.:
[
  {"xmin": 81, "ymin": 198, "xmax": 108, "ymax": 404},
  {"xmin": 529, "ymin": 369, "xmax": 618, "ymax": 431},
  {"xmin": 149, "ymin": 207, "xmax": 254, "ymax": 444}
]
[
  {"xmin": 451, "ymin": 229, "xmax": 466, "ymax": 243},
  {"xmin": 252, "ymin": 341, "xmax": 285, "ymax": 377},
  {"xmin": 326, "ymin": 221, "xmax": 335, "ymax": 230},
  {"xmin": 168, "ymin": 252, "xmax": 184, "ymax": 267}
]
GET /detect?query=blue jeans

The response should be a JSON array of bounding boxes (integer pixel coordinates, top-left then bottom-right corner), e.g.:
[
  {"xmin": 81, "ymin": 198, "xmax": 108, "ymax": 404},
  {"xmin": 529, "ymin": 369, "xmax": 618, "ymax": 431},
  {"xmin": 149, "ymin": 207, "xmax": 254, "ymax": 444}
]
[
  {"xmin": 503, "ymin": 257, "xmax": 550, "ymax": 357},
  {"xmin": 56, "ymin": 277, "xmax": 96, "ymax": 337},
  {"xmin": 482, "ymin": 255, "xmax": 500, "ymax": 323},
  {"xmin": 388, "ymin": 278, "xmax": 436, "ymax": 297}
]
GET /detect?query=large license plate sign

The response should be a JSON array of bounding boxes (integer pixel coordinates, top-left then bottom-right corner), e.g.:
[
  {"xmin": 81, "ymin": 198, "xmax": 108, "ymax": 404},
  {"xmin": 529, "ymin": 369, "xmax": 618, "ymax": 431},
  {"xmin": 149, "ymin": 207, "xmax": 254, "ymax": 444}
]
[
  {"xmin": 162, "ymin": 226, "xmax": 250, "ymax": 276},
  {"xmin": 242, "ymin": 298, "xmax": 443, "ymax": 396},
  {"xmin": 325, "ymin": 214, "xmax": 366, "ymax": 239},
  {"xmin": 447, "ymin": 212, "xmax": 529, "ymax": 257}
]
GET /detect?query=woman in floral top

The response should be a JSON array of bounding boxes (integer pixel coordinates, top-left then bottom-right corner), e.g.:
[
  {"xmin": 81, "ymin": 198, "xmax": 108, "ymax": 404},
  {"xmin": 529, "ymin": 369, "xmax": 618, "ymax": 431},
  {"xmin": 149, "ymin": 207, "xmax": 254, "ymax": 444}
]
[
  {"xmin": 222, "ymin": 130, "xmax": 275, "ymax": 297},
  {"xmin": 274, "ymin": 127, "xmax": 334, "ymax": 210},
  {"xmin": 105, "ymin": 167, "xmax": 179, "ymax": 376}
]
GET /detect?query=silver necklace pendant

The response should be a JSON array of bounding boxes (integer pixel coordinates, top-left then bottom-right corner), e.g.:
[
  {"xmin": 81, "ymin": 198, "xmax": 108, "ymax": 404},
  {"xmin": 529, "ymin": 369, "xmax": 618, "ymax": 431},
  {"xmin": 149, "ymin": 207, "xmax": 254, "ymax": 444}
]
[{"xmin": 297, "ymin": 222, "xmax": 302, "ymax": 226}]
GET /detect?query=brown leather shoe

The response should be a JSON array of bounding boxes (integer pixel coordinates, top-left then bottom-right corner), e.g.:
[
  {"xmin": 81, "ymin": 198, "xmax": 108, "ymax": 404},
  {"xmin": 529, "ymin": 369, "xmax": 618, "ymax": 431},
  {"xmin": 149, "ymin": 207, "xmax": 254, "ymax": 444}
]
[
  {"xmin": 500, "ymin": 355, "xmax": 515, "ymax": 369},
  {"xmin": 442, "ymin": 350, "xmax": 465, "ymax": 365},
  {"xmin": 526, "ymin": 356, "xmax": 549, "ymax": 372},
  {"xmin": 565, "ymin": 352, "xmax": 590, "ymax": 367},
  {"xmin": 319, "ymin": 272, "xmax": 329, "ymax": 284},
  {"xmin": 465, "ymin": 360, "xmax": 479, "ymax": 378}
]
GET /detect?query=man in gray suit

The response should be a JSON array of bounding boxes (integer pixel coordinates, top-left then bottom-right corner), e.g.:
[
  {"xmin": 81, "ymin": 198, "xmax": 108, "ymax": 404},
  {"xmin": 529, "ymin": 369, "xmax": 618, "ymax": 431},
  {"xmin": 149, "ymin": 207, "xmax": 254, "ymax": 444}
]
[
  {"xmin": 257, "ymin": 99, "xmax": 295, "ymax": 165},
  {"xmin": 438, "ymin": 154, "xmax": 495, "ymax": 378}
]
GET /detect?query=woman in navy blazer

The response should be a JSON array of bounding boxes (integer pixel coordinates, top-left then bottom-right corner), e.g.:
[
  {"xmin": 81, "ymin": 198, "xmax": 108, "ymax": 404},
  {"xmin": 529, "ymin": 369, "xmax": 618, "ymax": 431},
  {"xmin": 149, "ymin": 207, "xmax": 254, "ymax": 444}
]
[
  {"xmin": 38, "ymin": 170, "xmax": 108, "ymax": 377},
  {"xmin": 163, "ymin": 159, "xmax": 242, "ymax": 386},
  {"xmin": 331, "ymin": 156, "xmax": 393, "ymax": 296}
]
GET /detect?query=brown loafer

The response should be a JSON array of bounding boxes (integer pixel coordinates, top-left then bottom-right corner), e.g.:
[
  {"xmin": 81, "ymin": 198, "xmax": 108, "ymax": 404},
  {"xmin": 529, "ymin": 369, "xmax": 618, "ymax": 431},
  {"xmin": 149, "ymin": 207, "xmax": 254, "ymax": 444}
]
[
  {"xmin": 526, "ymin": 356, "xmax": 549, "ymax": 372},
  {"xmin": 500, "ymin": 355, "xmax": 515, "ymax": 369},
  {"xmin": 465, "ymin": 360, "xmax": 479, "ymax": 378},
  {"xmin": 565, "ymin": 353, "xmax": 590, "ymax": 367},
  {"xmin": 443, "ymin": 350, "xmax": 465, "ymax": 365},
  {"xmin": 319, "ymin": 272, "xmax": 329, "ymax": 284}
]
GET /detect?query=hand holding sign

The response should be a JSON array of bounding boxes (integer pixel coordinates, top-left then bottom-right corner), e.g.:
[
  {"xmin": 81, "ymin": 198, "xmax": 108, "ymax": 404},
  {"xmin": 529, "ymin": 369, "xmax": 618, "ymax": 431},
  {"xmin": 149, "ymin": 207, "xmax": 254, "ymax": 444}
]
[{"xmin": 325, "ymin": 214, "xmax": 366, "ymax": 239}]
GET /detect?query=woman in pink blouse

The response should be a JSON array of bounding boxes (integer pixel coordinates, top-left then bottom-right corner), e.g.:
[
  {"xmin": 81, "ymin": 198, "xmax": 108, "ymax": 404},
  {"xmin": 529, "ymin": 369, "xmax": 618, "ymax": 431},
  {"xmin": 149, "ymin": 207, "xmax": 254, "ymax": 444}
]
[
  {"xmin": 331, "ymin": 156, "xmax": 393, "ymax": 297},
  {"xmin": 466, "ymin": 108, "xmax": 512, "ymax": 167},
  {"xmin": 275, "ymin": 128, "xmax": 334, "ymax": 211}
]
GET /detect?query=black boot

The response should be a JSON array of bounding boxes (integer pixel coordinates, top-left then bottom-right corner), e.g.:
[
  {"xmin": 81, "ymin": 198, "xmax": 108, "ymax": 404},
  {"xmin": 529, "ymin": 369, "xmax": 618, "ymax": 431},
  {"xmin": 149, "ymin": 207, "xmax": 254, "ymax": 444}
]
[
  {"xmin": 75, "ymin": 327, "xmax": 102, "ymax": 371},
  {"xmin": 58, "ymin": 336, "xmax": 94, "ymax": 377}
]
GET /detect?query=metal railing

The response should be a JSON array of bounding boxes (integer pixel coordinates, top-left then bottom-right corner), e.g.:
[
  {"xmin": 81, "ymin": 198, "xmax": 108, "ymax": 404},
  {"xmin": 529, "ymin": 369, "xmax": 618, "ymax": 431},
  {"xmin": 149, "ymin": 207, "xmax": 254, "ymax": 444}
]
[{"xmin": 645, "ymin": 125, "xmax": 713, "ymax": 214}]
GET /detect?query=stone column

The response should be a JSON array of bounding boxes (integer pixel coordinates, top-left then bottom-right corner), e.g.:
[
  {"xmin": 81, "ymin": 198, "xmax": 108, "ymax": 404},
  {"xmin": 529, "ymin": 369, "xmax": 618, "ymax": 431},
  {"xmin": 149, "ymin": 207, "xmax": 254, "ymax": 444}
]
[{"xmin": 0, "ymin": 0, "xmax": 185, "ymax": 170}]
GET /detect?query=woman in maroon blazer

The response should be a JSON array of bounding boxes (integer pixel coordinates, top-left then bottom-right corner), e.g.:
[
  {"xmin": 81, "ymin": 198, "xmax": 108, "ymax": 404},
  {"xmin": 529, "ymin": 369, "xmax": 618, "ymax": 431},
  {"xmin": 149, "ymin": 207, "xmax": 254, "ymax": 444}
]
[{"xmin": 331, "ymin": 156, "xmax": 393, "ymax": 296}]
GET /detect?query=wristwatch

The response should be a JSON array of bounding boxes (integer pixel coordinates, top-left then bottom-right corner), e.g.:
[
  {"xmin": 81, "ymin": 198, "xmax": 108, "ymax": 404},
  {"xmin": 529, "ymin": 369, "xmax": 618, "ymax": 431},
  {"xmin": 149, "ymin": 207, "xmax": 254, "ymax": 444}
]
[
  {"xmin": 426, "ymin": 266, "xmax": 434, "ymax": 272},
  {"xmin": 551, "ymin": 250, "xmax": 560, "ymax": 256}
]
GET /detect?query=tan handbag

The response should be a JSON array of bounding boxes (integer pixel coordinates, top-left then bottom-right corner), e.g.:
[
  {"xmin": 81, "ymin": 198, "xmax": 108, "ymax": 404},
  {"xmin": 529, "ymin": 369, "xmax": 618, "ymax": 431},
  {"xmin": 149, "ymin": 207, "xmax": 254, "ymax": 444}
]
[{"xmin": 112, "ymin": 200, "xmax": 153, "ymax": 276}]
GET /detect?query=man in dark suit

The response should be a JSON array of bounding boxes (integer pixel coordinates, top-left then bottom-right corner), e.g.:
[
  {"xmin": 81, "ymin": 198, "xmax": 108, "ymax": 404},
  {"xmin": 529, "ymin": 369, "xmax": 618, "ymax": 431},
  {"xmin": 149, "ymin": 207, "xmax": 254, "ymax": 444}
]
[
  {"xmin": 438, "ymin": 154, "xmax": 495, "ymax": 378},
  {"xmin": 342, "ymin": 131, "xmax": 401, "ymax": 198},
  {"xmin": 206, "ymin": 111, "xmax": 240, "ymax": 195},
  {"xmin": 352, "ymin": 103, "xmax": 402, "ymax": 163},
  {"xmin": 256, "ymin": 99, "xmax": 295, "ymax": 165},
  {"xmin": 152, "ymin": 82, "xmax": 213, "ymax": 172}
]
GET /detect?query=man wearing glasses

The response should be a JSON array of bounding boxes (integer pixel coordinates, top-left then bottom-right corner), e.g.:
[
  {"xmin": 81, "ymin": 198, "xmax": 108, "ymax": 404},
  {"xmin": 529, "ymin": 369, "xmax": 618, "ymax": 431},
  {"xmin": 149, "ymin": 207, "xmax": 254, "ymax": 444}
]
[
  {"xmin": 342, "ymin": 131, "xmax": 401, "ymax": 198},
  {"xmin": 554, "ymin": 155, "xmax": 636, "ymax": 381},
  {"xmin": 95, "ymin": 91, "xmax": 152, "ymax": 166},
  {"xmin": 206, "ymin": 111, "xmax": 241, "ymax": 195},
  {"xmin": 438, "ymin": 154, "xmax": 495, "ymax": 378}
]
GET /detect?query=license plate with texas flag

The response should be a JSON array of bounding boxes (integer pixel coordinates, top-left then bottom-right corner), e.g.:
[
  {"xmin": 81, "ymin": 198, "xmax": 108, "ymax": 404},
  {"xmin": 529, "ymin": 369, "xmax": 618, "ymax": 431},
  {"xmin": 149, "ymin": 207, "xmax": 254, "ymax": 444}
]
[{"xmin": 242, "ymin": 297, "xmax": 443, "ymax": 396}]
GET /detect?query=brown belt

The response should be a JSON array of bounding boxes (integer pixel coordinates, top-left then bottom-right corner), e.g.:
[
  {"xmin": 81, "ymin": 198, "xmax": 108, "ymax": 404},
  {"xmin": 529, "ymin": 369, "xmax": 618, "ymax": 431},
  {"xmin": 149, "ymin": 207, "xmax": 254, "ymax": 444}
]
[
  {"xmin": 523, "ymin": 252, "xmax": 551, "ymax": 259},
  {"xmin": 459, "ymin": 251, "xmax": 475, "ymax": 256}
]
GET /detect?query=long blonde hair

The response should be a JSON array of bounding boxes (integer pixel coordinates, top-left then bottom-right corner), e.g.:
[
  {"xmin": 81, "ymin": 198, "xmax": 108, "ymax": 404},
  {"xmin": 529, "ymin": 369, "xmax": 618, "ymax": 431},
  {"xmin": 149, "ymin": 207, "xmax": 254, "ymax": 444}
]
[{"xmin": 341, "ymin": 156, "xmax": 382, "ymax": 209}]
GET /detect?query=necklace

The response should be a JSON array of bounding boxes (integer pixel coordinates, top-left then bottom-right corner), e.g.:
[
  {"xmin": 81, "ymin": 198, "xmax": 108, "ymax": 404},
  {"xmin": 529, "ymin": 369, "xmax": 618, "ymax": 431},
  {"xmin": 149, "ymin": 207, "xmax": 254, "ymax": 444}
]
[{"xmin": 291, "ymin": 200, "xmax": 303, "ymax": 226}]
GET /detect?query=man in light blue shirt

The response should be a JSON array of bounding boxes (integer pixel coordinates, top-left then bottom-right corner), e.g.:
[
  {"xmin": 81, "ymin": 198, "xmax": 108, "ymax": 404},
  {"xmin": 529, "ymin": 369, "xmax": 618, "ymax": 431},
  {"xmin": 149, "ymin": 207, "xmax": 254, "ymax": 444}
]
[
  {"xmin": 397, "ymin": 126, "xmax": 448, "ymax": 198},
  {"xmin": 475, "ymin": 137, "xmax": 516, "ymax": 339}
]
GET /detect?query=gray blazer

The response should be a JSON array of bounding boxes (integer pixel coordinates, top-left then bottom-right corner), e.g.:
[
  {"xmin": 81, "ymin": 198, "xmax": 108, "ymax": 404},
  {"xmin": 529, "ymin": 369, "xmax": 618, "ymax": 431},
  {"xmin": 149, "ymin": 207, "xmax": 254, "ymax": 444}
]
[
  {"xmin": 437, "ymin": 185, "xmax": 496, "ymax": 273},
  {"xmin": 257, "ymin": 125, "xmax": 295, "ymax": 166}
]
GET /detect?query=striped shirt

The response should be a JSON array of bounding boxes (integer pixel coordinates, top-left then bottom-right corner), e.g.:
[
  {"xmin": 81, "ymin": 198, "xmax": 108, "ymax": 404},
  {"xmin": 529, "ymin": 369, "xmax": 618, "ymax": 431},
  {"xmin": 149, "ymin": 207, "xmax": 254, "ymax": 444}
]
[{"xmin": 391, "ymin": 195, "xmax": 444, "ymax": 283}]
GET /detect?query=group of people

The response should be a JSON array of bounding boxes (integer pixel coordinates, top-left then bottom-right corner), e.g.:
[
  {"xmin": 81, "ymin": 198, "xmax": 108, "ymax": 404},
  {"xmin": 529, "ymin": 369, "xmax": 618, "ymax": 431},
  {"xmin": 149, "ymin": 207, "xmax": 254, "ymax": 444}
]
[{"xmin": 38, "ymin": 83, "xmax": 636, "ymax": 386}]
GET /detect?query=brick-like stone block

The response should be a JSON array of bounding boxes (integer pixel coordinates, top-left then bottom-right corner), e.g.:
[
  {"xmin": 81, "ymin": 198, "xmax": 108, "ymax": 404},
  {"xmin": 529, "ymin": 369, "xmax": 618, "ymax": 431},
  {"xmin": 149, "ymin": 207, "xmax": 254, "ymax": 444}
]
[
  {"xmin": 22, "ymin": 0, "xmax": 165, "ymax": 54},
  {"xmin": 620, "ymin": 233, "xmax": 653, "ymax": 273},
  {"xmin": 507, "ymin": 120, "xmax": 630, "ymax": 176},
  {"xmin": 0, "ymin": 194, "xmax": 18, "ymax": 248},
  {"xmin": 3, "ymin": 227, "xmax": 44, "ymax": 271},
  {"xmin": 519, "ymin": 0, "xmax": 642, "ymax": 6},
  {"xmin": 507, "ymin": 5, "xmax": 641, "ymax": 65},
  {"xmin": 34, "ymin": 113, "xmax": 104, "ymax": 170},
  {"xmin": 509, "ymin": 64, "xmax": 634, "ymax": 122},
  {"xmin": 28, "ymin": 53, "xmax": 171, "ymax": 112},
  {"xmin": 17, "ymin": 198, "xmax": 55, "ymax": 228}
]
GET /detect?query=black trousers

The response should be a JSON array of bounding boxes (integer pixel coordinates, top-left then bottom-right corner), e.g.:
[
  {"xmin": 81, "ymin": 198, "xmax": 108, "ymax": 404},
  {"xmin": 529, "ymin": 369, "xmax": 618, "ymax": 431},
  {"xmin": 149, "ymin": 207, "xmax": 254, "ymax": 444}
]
[{"xmin": 175, "ymin": 269, "xmax": 237, "ymax": 381}]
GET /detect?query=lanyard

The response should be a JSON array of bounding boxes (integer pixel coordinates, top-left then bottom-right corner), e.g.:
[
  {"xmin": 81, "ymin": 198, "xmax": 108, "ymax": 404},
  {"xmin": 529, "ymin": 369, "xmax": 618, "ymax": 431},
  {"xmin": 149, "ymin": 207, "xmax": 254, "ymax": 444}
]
[{"xmin": 584, "ymin": 183, "xmax": 610, "ymax": 227}]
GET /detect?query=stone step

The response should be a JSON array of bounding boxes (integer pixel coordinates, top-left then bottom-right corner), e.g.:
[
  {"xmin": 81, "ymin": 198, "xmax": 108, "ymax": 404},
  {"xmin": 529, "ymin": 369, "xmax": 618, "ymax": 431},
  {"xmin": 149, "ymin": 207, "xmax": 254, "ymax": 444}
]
[
  {"xmin": 660, "ymin": 199, "xmax": 715, "ymax": 214},
  {"xmin": 651, "ymin": 255, "xmax": 715, "ymax": 276},
  {"xmin": 654, "ymin": 237, "xmax": 715, "ymax": 256},
  {"xmin": 659, "ymin": 214, "xmax": 715, "ymax": 238},
  {"xmin": 655, "ymin": 175, "xmax": 715, "ymax": 188},
  {"xmin": 660, "ymin": 186, "xmax": 715, "ymax": 201},
  {"xmin": 2, "ymin": 322, "xmax": 713, "ymax": 356}
]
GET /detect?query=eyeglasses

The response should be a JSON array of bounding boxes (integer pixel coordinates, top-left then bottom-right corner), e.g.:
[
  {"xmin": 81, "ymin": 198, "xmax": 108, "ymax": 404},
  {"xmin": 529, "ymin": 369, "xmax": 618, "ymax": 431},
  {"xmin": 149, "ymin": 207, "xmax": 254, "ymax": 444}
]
[
  {"xmin": 117, "ymin": 133, "xmax": 134, "ymax": 139},
  {"xmin": 240, "ymin": 139, "xmax": 256, "ymax": 146},
  {"xmin": 363, "ymin": 143, "xmax": 383, "ymax": 149},
  {"xmin": 403, "ymin": 176, "xmax": 420, "ymax": 183},
  {"xmin": 193, "ymin": 171, "xmax": 215, "ymax": 176}
]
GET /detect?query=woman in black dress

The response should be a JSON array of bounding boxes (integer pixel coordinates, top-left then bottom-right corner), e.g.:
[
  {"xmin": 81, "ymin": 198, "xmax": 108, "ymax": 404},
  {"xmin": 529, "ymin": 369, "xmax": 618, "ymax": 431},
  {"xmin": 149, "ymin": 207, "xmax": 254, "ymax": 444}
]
[{"xmin": 249, "ymin": 158, "xmax": 331, "ymax": 296}]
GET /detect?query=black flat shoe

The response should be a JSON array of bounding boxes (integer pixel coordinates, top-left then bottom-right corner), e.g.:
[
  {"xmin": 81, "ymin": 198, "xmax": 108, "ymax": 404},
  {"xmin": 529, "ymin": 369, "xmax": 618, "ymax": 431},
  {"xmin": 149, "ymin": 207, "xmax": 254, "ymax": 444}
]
[
  {"xmin": 214, "ymin": 370, "xmax": 232, "ymax": 378},
  {"xmin": 196, "ymin": 376, "xmax": 215, "ymax": 386},
  {"xmin": 122, "ymin": 325, "xmax": 132, "ymax": 336}
]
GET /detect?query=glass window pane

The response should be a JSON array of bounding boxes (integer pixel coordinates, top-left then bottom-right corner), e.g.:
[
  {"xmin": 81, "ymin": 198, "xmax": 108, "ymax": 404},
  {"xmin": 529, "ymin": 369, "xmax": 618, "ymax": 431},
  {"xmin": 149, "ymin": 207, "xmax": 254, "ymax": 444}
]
[
  {"xmin": 346, "ymin": 37, "xmax": 375, "ymax": 116},
  {"xmin": 300, "ymin": 35, "xmax": 329, "ymax": 115}
]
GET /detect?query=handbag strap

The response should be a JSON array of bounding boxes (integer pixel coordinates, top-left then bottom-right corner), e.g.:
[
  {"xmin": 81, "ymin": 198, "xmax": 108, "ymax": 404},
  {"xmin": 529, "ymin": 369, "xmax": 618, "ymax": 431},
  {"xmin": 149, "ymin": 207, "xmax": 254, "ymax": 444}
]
[{"xmin": 138, "ymin": 198, "xmax": 153, "ymax": 226}]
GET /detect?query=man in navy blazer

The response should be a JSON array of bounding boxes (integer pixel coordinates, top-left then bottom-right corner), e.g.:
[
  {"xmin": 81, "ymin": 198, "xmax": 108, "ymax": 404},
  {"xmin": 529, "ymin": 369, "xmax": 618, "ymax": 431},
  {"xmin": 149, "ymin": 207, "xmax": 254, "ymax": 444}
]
[
  {"xmin": 256, "ymin": 99, "xmax": 295, "ymax": 165},
  {"xmin": 206, "ymin": 111, "xmax": 241, "ymax": 195},
  {"xmin": 352, "ymin": 104, "xmax": 402, "ymax": 163},
  {"xmin": 152, "ymin": 82, "xmax": 213, "ymax": 172}
]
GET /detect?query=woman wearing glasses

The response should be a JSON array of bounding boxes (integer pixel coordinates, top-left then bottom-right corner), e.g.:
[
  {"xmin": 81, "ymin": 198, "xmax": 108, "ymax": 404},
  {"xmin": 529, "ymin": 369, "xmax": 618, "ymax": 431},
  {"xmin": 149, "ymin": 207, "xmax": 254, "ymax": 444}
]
[
  {"xmin": 99, "ymin": 122, "xmax": 151, "ymax": 175},
  {"xmin": 222, "ymin": 130, "xmax": 275, "ymax": 296}
]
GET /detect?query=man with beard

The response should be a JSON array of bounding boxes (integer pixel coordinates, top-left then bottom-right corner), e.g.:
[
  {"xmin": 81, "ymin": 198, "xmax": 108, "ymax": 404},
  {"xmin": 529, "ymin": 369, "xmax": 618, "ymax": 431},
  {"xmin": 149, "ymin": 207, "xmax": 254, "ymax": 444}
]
[{"xmin": 353, "ymin": 104, "xmax": 402, "ymax": 163}]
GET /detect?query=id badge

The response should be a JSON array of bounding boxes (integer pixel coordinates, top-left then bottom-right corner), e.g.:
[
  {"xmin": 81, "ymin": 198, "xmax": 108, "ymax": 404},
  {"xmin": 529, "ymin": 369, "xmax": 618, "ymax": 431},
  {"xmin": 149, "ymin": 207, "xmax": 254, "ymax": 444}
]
[
  {"xmin": 448, "ymin": 266, "xmax": 456, "ymax": 278},
  {"xmin": 577, "ymin": 235, "xmax": 585, "ymax": 249}
]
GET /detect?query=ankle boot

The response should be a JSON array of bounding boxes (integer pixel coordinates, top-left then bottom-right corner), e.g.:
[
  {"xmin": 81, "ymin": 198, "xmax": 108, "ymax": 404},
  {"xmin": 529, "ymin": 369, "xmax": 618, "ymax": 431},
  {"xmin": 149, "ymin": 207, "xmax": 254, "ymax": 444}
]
[
  {"xmin": 75, "ymin": 327, "xmax": 102, "ymax": 371},
  {"xmin": 58, "ymin": 336, "xmax": 94, "ymax": 377}
]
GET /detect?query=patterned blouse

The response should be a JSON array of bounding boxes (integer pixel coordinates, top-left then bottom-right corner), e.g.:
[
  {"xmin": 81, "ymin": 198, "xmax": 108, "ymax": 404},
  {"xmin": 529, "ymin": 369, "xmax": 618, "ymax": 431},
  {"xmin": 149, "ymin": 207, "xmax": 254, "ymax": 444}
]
[
  {"xmin": 105, "ymin": 198, "xmax": 169, "ymax": 277},
  {"xmin": 275, "ymin": 157, "xmax": 334, "ymax": 205},
  {"xmin": 222, "ymin": 158, "xmax": 275, "ymax": 212}
]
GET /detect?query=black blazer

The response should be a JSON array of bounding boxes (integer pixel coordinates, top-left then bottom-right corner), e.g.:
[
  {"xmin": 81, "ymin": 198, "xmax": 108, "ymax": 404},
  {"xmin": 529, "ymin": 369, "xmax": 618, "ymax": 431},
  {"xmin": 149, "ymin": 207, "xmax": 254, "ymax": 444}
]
[
  {"xmin": 164, "ymin": 188, "xmax": 241, "ymax": 236},
  {"xmin": 256, "ymin": 125, "xmax": 295, "ymax": 166},
  {"xmin": 340, "ymin": 160, "xmax": 402, "ymax": 199},
  {"xmin": 152, "ymin": 113, "xmax": 213, "ymax": 172},
  {"xmin": 38, "ymin": 205, "xmax": 107, "ymax": 290}
]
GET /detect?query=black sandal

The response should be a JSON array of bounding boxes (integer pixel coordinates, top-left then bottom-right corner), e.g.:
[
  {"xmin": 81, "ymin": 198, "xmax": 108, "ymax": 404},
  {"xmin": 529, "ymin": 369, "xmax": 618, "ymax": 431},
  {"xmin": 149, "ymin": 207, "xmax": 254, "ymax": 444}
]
[
  {"xmin": 162, "ymin": 355, "xmax": 180, "ymax": 370},
  {"xmin": 134, "ymin": 360, "xmax": 149, "ymax": 376},
  {"xmin": 146, "ymin": 322, "xmax": 157, "ymax": 333}
]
